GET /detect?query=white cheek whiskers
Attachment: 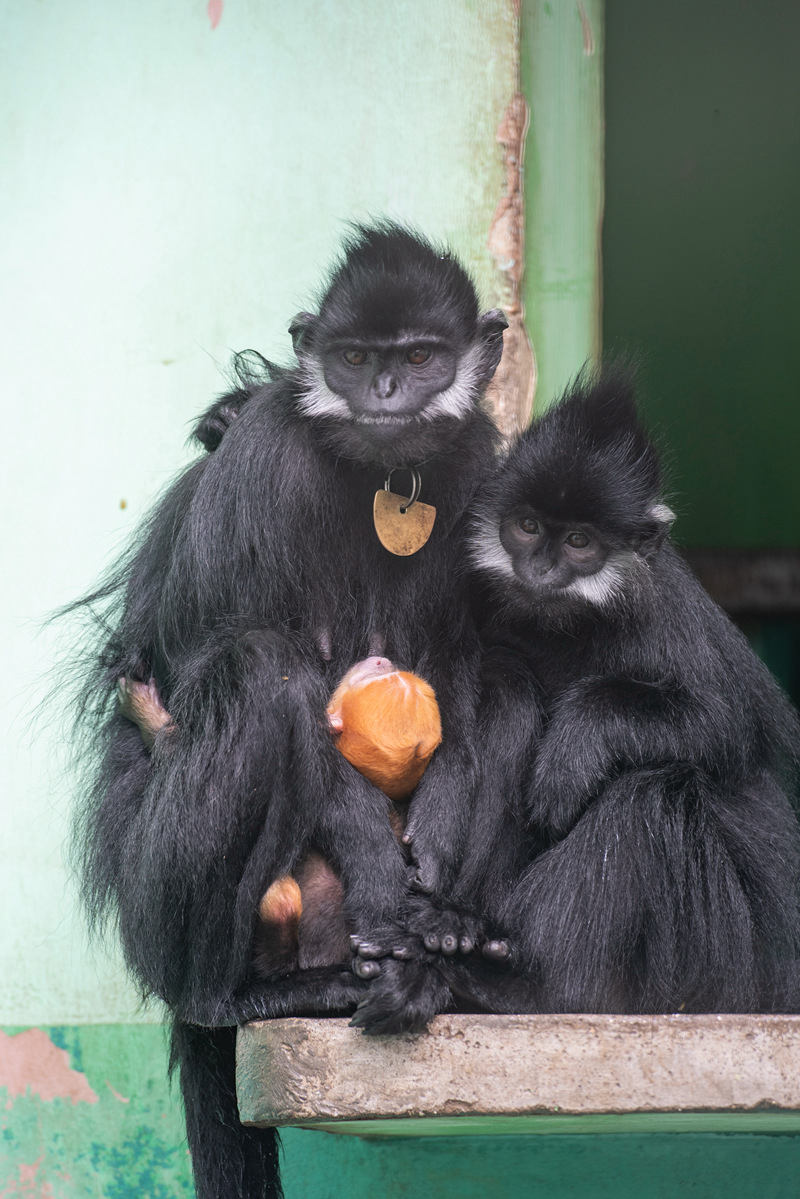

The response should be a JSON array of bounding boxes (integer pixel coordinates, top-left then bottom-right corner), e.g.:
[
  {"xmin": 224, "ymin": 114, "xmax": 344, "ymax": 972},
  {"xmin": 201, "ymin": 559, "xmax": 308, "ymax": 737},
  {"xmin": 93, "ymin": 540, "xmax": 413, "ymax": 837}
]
[
  {"xmin": 562, "ymin": 551, "xmax": 643, "ymax": 609},
  {"xmin": 296, "ymin": 358, "xmax": 351, "ymax": 420},
  {"xmin": 468, "ymin": 513, "xmax": 516, "ymax": 581},
  {"xmin": 421, "ymin": 343, "xmax": 483, "ymax": 422}
]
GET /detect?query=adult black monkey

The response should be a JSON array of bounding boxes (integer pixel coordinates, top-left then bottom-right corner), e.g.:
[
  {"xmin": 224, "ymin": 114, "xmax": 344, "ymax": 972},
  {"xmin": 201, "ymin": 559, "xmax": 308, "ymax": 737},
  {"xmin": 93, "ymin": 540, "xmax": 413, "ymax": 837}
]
[
  {"xmin": 69, "ymin": 223, "xmax": 505, "ymax": 1199},
  {"xmin": 354, "ymin": 367, "xmax": 800, "ymax": 1032}
]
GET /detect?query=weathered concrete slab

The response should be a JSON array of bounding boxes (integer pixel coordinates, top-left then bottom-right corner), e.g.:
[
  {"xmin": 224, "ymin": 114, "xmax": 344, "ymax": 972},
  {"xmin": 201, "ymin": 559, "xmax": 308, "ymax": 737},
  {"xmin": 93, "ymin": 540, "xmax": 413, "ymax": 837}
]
[{"xmin": 236, "ymin": 1013, "xmax": 800, "ymax": 1132}]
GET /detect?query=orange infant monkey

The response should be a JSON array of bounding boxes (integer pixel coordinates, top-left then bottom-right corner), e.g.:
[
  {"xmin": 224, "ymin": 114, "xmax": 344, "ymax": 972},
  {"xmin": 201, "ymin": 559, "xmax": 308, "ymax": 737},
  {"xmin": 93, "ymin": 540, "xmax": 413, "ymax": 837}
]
[{"xmin": 118, "ymin": 656, "xmax": 442, "ymax": 978}]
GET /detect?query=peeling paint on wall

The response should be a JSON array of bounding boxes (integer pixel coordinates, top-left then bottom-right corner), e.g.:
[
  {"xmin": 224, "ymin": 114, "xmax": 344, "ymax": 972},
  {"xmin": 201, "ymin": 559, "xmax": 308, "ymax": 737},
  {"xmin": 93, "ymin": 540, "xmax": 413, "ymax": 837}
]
[
  {"xmin": 0, "ymin": 1154, "xmax": 56, "ymax": 1198},
  {"xmin": 578, "ymin": 2, "xmax": 596, "ymax": 56},
  {"xmin": 0, "ymin": 1030, "xmax": 98, "ymax": 1108},
  {"xmin": 0, "ymin": 1025, "xmax": 193, "ymax": 1197},
  {"xmin": 486, "ymin": 92, "xmax": 536, "ymax": 439}
]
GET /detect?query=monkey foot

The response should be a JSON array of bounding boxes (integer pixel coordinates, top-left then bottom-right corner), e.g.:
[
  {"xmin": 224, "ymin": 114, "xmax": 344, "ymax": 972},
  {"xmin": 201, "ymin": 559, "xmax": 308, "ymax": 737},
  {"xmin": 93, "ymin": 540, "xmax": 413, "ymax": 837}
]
[
  {"xmin": 349, "ymin": 924, "xmax": 416, "ymax": 977},
  {"xmin": 402, "ymin": 899, "xmax": 514, "ymax": 965},
  {"xmin": 350, "ymin": 958, "xmax": 452, "ymax": 1036}
]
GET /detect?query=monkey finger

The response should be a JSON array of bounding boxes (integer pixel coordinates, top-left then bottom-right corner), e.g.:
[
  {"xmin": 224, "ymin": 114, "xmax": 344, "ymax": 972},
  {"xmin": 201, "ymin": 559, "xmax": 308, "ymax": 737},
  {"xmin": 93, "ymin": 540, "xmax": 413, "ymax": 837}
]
[
  {"xmin": 440, "ymin": 933, "xmax": 458, "ymax": 956},
  {"xmin": 458, "ymin": 934, "xmax": 476, "ymax": 955},
  {"xmin": 423, "ymin": 932, "xmax": 441, "ymax": 952}
]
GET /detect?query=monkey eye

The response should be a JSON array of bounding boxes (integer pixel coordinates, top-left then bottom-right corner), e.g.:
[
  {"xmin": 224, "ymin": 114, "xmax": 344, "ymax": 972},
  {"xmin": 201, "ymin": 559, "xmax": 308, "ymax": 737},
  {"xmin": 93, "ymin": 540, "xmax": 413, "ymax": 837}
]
[
  {"xmin": 518, "ymin": 516, "xmax": 540, "ymax": 536},
  {"xmin": 565, "ymin": 530, "xmax": 590, "ymax": 548},
  {"xmin": 343, "ymin": 349, "xmax": 368, "ymax": 366},
  {"xmin": 406, "ymin": 347, "xmax": 431, "ymax": 365}
]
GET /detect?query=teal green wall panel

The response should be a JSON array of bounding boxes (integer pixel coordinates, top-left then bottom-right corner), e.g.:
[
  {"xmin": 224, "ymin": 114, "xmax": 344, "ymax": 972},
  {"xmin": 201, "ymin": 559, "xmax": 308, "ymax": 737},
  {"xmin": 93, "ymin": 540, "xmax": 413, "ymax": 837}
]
[{"xmin": 279, "ymin": 1131, "xmax": 800, "ymax": 1198}]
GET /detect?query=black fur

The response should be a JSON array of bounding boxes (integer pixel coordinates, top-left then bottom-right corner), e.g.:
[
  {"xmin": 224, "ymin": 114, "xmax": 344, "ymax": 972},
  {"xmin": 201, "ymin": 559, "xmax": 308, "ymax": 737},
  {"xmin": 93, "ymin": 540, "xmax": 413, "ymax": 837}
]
[
  {"xmin": 66, "ymin": 224, "xmax": 503, "ymax": 1197},
  {"xmin": 354, "ymin": 366, "xmax": 800, "ymax": 1032}
]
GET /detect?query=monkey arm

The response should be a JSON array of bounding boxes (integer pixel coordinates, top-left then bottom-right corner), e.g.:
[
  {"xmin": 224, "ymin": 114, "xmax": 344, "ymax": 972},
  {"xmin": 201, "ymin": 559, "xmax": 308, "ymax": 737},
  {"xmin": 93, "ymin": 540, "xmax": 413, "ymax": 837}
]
[{"xmin": 527, "ymin": 674, "xmax": 743, "ymax": 839}]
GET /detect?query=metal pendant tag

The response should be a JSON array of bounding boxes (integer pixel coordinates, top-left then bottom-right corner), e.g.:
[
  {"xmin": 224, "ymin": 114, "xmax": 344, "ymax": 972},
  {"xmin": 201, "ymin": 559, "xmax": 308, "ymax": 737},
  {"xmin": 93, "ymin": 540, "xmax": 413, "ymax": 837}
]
[{"xmin": 373, "ymin": 469, "xmax": 436, "ymax": 556}]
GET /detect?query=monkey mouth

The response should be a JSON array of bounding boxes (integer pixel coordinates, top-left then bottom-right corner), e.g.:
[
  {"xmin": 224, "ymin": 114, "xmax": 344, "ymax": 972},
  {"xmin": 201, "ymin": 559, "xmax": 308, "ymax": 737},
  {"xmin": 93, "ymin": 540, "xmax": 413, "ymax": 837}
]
[{"xmin": 353, "ymin": 414, "xmax": 419, "ymax": 426}]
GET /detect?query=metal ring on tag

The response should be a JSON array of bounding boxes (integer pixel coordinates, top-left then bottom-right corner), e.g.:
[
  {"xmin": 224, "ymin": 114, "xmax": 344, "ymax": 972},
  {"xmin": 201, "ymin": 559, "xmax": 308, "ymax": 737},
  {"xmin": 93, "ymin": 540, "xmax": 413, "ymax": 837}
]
[{"xmin": 384, "ymin": 468, "xmax": 421, "ymax": 513}]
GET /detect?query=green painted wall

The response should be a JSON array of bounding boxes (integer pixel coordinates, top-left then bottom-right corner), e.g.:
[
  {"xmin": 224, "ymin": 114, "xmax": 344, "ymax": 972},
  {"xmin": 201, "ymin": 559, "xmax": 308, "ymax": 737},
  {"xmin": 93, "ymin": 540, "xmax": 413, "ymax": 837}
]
[
  {"xmin": 522, "ymin": 0, "xmax": 604, "ymax": 413},
  {"xmin": 5, "ymin": 1023, "xmax": 800, "ymax": 1198},
  {"xmin": 603, "ymin": 0, "xmax": 800, "ymax": 548}
]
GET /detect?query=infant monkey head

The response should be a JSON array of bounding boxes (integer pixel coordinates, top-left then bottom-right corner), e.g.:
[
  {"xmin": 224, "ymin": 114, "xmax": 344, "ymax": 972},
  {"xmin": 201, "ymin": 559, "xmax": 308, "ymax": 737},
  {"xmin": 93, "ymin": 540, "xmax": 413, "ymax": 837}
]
[
  {"xmin": 471, "ymin": 367, "xmax": 675, "ymax": 618},
  {"xmin": 326, "ymin": 657, "xmax": 442, "ymax": 801}
]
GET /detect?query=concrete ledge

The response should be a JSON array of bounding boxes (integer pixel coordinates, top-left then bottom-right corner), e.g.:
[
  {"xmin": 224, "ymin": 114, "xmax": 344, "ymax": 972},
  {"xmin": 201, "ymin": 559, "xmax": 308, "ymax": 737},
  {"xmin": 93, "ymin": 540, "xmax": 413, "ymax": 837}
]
[{"xmin": 236, "ymin": 1013, "xmax": 800, "ymax": 1135}]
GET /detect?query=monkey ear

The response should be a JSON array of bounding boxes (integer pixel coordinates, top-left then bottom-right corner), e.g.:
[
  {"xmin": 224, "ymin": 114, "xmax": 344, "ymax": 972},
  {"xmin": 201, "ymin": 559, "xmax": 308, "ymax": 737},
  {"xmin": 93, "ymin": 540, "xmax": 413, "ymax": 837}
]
[
  {"xmin": 414, "ymin": 734, "xmax": 442, "ymax": 760},
  {"xmin": 637, "ymin": 503, "xmax": 676, "ymax": 559},
  {"xmin": 476, "ymin": 308, "xmax": 509, "ymax": 385},
  {"xmin": 288, "ymin": 312, "xmax": 318, "ymax": 356},
  {"xmin": 326, "ymin": 707, "xmax": 344, "ymax": 734}
]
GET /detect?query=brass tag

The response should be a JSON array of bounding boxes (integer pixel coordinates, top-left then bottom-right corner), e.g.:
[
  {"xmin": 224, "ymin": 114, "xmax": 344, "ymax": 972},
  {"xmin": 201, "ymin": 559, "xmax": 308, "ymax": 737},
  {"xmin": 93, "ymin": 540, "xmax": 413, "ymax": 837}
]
[{"xmin": 373, "ymin": 489, "xmax": 437, "ymax": 556}]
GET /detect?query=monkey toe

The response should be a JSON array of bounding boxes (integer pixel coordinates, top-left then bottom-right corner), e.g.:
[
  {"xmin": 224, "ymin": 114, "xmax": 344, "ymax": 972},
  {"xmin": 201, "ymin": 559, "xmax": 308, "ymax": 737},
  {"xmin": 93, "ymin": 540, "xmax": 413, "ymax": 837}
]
[
  {"xmin": 353, "ymin": 958, "xmax": 381, "ymax": 980},
  {"xmin": 354, "ymin": 941, "xmax": 385, "ymax": 960},
  {"xmin": 482, "ymin": 939, "xmax": 511, "ymax": 962},
  {"xmin": 440, "ymin": 933, "xmax": 458, "ymax": 956}
]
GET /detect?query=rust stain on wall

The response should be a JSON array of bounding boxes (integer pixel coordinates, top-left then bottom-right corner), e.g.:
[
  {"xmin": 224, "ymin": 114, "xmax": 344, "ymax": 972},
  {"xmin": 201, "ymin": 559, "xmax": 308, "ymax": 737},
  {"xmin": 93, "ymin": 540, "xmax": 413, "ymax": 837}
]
[
  {"xmin": 578, "ymin": 2, "xmax": 596, "ymax": 56},
  {"xmin": 0, "ymin": 1029, "xmax": 98, "ymax": 1107},
  {"xmin": 485, "ymin": 92, "xmax": 536, "ymax": 440}
]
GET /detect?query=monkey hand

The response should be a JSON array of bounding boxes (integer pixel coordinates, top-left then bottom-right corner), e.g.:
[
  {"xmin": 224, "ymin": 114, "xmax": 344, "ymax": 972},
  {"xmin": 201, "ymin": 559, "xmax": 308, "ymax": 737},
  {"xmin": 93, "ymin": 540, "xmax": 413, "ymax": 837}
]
[
  {"xmin": 400, "ymin": 828, "xmax": 443, "ymax": 895},
  {"xmin": 527, "ymin": 741, "xmax": 603, "ymax": 838},
  {"xmin": 193, "ymin": 399, "xmax": 245, "ymax": 451},
  {"xmin": 349, "ymin": 925, "xmax": 415, "ymax": 978}
]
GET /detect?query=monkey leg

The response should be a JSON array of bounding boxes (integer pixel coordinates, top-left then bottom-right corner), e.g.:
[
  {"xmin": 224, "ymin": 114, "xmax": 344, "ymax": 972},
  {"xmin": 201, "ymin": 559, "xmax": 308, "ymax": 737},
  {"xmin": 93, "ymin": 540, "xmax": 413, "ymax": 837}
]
[
  {"xmin": 252, "ymin": 877, "xmax": 303, "ymax": 979},
  {"xmin": 500, "ymin": 766, "xmax": 774, "ymax": 1013}
]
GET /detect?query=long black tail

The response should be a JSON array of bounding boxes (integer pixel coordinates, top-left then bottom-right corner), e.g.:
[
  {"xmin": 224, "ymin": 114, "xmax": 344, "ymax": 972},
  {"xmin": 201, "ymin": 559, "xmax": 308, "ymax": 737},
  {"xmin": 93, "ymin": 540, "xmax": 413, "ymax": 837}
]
[{"xmin": 171, "ymin": 1021, "xmax": 283, "ymax": 1199}]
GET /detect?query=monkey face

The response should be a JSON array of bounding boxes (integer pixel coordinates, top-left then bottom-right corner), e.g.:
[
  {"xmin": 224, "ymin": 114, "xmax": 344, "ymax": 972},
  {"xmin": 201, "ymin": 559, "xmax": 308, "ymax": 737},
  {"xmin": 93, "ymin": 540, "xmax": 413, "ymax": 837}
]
[
  {"xmin": 499, "ymin": 508, "xmax": 614, "ymax": 596},
  {"xmin": 320, "ymin": 339, "xmax": 459, "ymax": 423},
  {"xmin": 471, "ymin": 502, "xmax": 640, "ymax": 617},
  {"xmin": 286, "ymin": 224, "xmax": 507, "ymax": 463}
]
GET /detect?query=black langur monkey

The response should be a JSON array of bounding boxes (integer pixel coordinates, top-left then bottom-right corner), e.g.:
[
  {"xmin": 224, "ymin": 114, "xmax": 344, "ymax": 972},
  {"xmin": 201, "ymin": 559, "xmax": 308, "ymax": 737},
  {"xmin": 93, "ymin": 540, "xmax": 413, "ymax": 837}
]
[
  {"xmin": 67, "ymin": 223, "xmax": 504, "ymax": 1199},
  {"xmin": 354, "ymin": 367, "xmax": 800, "ymax": 1032}
]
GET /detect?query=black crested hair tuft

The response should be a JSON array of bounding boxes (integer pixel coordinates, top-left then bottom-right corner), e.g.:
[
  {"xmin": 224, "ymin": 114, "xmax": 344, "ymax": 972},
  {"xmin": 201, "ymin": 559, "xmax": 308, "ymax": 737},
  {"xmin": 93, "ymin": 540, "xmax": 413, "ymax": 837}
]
[
  {"xmin": 493, "ymin": 363, "xmax": 665, "ymax": 540},
  {"xmin": 315, "ymin": 220, "xmax": 480, "ymax": 344}
]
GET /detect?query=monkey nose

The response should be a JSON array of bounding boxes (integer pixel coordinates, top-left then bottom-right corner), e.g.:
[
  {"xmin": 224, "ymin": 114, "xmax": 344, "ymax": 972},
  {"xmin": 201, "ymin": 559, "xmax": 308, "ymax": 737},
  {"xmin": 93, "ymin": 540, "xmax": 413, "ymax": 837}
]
[{"xmin": 373, "ymin": 372, "xmax": 397, "ymax": 399}]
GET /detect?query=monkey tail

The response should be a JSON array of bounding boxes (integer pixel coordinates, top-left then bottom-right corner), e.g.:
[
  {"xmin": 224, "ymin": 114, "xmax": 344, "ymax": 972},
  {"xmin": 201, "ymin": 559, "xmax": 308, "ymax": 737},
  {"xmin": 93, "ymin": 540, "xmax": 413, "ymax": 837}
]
[{"xmin": 170, "ymin": 1020, "xmax": 284, "ymax": 1199}]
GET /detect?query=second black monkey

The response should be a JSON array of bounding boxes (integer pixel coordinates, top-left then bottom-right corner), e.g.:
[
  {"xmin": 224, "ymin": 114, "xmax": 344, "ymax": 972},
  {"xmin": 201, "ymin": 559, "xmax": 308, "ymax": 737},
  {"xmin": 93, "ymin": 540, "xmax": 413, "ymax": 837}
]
[{"xmin": 354, "ymin": 368, "xmax": 800, "ymax": 1032}]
